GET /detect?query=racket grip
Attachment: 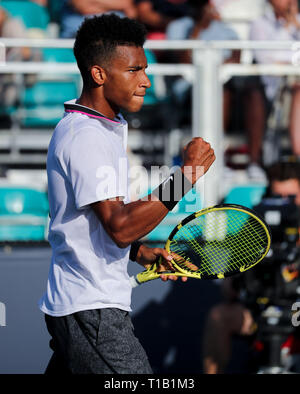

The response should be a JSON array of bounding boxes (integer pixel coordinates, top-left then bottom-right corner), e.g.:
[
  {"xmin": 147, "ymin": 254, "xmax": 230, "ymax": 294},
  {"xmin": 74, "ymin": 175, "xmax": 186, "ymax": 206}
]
[{"xmin": 129, "ymin": 275, "xmax": 140, "ymax": 288}]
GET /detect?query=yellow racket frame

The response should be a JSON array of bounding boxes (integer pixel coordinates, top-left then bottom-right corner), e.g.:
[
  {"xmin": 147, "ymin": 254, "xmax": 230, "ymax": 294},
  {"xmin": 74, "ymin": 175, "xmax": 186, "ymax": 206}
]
[{"xmin": 133, "ymin": 204, "xmax": 271, "ymax": 286}]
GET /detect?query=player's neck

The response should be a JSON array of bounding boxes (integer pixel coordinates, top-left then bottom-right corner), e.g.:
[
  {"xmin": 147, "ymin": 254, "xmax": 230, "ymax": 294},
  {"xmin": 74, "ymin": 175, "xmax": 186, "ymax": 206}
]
[{"xmin": 77, "ymin": 88, "xmax": 119, "ymax": 120}]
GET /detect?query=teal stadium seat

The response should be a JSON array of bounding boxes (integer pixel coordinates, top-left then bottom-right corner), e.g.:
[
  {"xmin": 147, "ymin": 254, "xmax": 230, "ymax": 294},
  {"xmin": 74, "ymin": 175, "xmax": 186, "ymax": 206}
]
[
  {"xmin": 19, "ymin": 46, "xmax": 79, "ymax": 128},
  {"xmin": 0, "ymin": 186, "xmax": 49, "ymax": 241},
  {"xmin": 1, "ymin": 1, "xmax": 50, "ymax": 30},
  {"xmin": 42, "ymin": 47, "xmax": 76, "ymax": 64},
  {"xmin": 20, "ymin": 79, "xmax": 78, "ymax": 127},
  {"xmin": 1, "ymin": 3, "xmax": 77, "ymax": 127},
  {"xmin": 224, "ymin": 184, "xmax": 266, "ymax": 209},
  {"xmin": 0, "ymin": 2, "xmax": 50, "ymax": 121}
]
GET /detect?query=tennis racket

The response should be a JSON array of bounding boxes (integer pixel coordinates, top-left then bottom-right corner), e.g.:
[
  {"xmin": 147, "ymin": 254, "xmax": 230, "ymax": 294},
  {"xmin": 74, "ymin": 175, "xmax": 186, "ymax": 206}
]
[{"xmin": 130, "ymin": 203, "xmax": 271, "ymax": 287}]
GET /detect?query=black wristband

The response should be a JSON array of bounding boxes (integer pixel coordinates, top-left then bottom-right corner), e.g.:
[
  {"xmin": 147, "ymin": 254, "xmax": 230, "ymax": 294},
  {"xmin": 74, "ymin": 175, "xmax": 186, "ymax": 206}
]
[
  {"xmin": 152, "ymin": 168, "xmax": 193, "ymax": 211},
  {"xmin": 129, "ymin": 241, "xmax": 143, "ymax": 262}
]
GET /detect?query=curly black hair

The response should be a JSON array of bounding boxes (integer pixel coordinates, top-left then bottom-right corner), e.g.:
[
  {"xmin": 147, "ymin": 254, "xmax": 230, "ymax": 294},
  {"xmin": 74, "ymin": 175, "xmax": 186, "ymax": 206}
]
[{"xmin": 74, "ymin": 13, "xmax": 147, "ymax": 85}]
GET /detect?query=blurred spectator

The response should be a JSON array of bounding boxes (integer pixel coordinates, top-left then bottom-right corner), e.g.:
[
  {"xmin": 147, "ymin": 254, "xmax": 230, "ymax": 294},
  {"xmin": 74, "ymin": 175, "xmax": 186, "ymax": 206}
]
[
  {"xmin": 134, "ymin": 0, "xmax": 190, "ymax": 39},
  {"xmin": 167, "ymin": 0, "xmax": 240, "ymax": 63},
  {"xmin": 0, "ymin": 6, "xmax": 32, "ymax": 110},
  {"xmin": 213, "ymin": 0, "xmax": 242, "ymax": 10},
  {"xmin": 0, "ymin": 6, "xmax": 30, "ymax": 62},
  {"xmin": 166, "ymin": 0, "xmax": 267, "ymax": 180},
  {"xmin": 32, "ymin": 0, "xmax": 48, "ymax": 6},
  {"xmin": 202, "ymin": 277, "xmax": 256, "ymax": 374},
  {"xmin": 211, "ymin": 0, "xmax": 266, "ymax": 43},
  {"xmin": 166, "ymin": 0, "xmax": 239, "ymax": 123},
  {"xmin": 212, "ymin": 0, "xmax": 265, "ymax": 20},
  {"xmin": 250, "ymin": 0, "xmax": 300, "ymax": 158},
  {"xmin": 265, "ymin": 160, "xmax": 300, "ymax": 206},
  {"xmin": 60, "ymin": 0, "xmax": 137, "ymax": 38},
  {"xmin": 202, "ymin": 160, "xmax": 300, "ymax": 374}
]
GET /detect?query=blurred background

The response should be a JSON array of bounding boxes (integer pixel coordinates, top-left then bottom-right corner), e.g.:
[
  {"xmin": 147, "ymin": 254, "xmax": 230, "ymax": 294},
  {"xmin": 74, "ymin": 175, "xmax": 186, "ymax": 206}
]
[{"xmin": 0, "ymin": 0, "xmax": 300, "ymax": 374}]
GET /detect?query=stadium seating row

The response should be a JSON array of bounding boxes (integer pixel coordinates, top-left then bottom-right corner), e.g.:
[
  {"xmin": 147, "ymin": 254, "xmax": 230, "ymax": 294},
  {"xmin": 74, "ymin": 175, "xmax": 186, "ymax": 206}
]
[
  {"xmin": 1, "ymin": 1, "xmax": 50, "ymax": 30},
  {"xmin": 0, "ymin": 1, "xmax": 78, "ymax": 127},
  {"xmin": 0, "ymin": 185, "xmax": 49, "ymax": 241},
  {"xmin": 0, "ymin": 1, "xmax": 267, "ymax": 242},
  {"xmin": 0, "ymin": 184, "xmax": 266, "ymax": 242},
  {"xmin": 3, "ymin": 48, "xmax": 163, "ymax": 129}
]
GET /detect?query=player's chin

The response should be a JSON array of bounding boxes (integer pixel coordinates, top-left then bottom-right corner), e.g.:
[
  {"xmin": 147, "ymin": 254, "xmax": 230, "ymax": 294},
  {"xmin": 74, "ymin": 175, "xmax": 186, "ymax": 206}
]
[{"xmin": 126, "ymin": 98, "xmax": 144, "ymax": 112}]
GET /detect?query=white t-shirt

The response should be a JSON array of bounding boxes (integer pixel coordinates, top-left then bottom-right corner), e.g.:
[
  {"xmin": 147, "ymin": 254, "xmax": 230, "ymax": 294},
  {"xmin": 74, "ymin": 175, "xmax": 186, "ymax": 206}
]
[{"xmin": 39, "ymin": 100, "xmax": 132, "ymax": 316}]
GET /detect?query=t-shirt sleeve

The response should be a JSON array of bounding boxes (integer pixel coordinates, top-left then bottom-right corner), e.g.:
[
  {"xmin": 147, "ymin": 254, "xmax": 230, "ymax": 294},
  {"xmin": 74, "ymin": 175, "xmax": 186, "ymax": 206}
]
[{"xmin": 67, "ymin": 128, "xmax": 128, "ymax": 209}]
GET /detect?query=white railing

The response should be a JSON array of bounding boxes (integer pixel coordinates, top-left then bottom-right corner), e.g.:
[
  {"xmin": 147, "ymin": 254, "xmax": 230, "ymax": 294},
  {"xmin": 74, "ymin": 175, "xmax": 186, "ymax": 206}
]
[{"xmin": 1, "ymin": 38, "xmax": 300, "ymax": 205}]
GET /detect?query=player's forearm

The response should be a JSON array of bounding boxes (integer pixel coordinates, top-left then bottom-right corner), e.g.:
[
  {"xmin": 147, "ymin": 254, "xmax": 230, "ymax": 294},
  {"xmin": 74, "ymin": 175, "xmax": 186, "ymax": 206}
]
[
  {"xmin": 100, "ymin": 166, "xmax": 198, "ymax": 247},
  {"xmin": 103, "ymin": 197, "xmax": 168, "ymax": 248},
  {"xmin": 92, "ymin": 138, "xmax": 215, "ymax": 248}
]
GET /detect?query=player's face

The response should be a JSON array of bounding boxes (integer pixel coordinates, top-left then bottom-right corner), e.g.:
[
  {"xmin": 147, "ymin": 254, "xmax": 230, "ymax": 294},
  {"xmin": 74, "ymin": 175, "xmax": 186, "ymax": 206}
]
[{"xmin": 102, "ymin": 46, "xmax": 151, "ymax": 115}]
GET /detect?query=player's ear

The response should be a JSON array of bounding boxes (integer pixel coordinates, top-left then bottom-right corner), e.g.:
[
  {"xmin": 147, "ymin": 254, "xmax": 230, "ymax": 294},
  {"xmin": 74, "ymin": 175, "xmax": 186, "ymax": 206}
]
[{"xmin": 90, "ymin": 65, "xmax": 106, "ymax": 86}]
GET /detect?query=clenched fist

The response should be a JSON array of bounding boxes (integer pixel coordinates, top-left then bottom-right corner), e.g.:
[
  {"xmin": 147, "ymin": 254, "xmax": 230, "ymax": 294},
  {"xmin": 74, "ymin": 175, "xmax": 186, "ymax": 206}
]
[{"xmin": 181, "ymin": 137, "xmax": 215, "ymax": 184}]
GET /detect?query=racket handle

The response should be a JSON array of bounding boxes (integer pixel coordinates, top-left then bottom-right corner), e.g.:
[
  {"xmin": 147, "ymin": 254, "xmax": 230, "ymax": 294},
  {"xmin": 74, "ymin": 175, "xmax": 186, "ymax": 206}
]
[{"xmin": 129, "ymin": 275, "xmax": 140, "ymax": 288}]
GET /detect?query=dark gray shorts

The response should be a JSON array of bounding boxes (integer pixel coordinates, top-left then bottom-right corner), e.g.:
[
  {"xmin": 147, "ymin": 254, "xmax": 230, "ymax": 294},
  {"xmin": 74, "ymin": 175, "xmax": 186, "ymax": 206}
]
[{"xmin": 44, "ymin": 308, "xmax": 153, "ymax": 374}]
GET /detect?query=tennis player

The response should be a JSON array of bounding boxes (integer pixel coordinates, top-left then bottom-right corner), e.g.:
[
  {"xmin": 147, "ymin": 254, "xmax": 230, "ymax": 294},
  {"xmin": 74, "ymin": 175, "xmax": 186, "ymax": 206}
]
[{"xmin": 39, "ymin": 13, "xmax": 215, "ymax": 374}]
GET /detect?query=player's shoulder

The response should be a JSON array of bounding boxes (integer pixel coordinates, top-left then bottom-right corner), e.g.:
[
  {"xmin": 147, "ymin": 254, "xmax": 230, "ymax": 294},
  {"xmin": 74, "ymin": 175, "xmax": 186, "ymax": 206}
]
[
  {"xmin": 49, "ymin": 113, "xmax": 105, "ymax": 161},
  {"xmin": 59, "ymin": 112, "xmax": 107, "ymax": 140}
]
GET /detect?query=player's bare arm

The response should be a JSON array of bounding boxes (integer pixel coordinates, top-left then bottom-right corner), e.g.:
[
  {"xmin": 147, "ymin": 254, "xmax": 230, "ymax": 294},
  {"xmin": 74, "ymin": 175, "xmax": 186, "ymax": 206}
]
[{"xmin": 91, "ymin": 137, "xmax": 215, "ymax": 248}]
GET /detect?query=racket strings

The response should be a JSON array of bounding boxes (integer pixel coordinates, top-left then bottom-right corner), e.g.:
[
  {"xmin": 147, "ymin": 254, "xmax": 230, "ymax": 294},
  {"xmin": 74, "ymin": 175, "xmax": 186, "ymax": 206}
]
[
  {"xmin": 212, "ymin": 215, "xmax": 268, "ymax": 271},
  {"xmin": 169, "ymin": 209, "xmax": 269, "ymax": 277},
  {"xmin": 171, "ymin": 224, "xmax": 219, "ymax": 275},
  {"xmin": 220, "ymin": 220, "xmax": 265, "ymax": 258},
  {"xmin": 228, "ymin": 218, "xmax": 268, "ymax": 260},
  {"xmin": 175, "ymin": 214, "xmax": 232, "ymax": 274}
]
